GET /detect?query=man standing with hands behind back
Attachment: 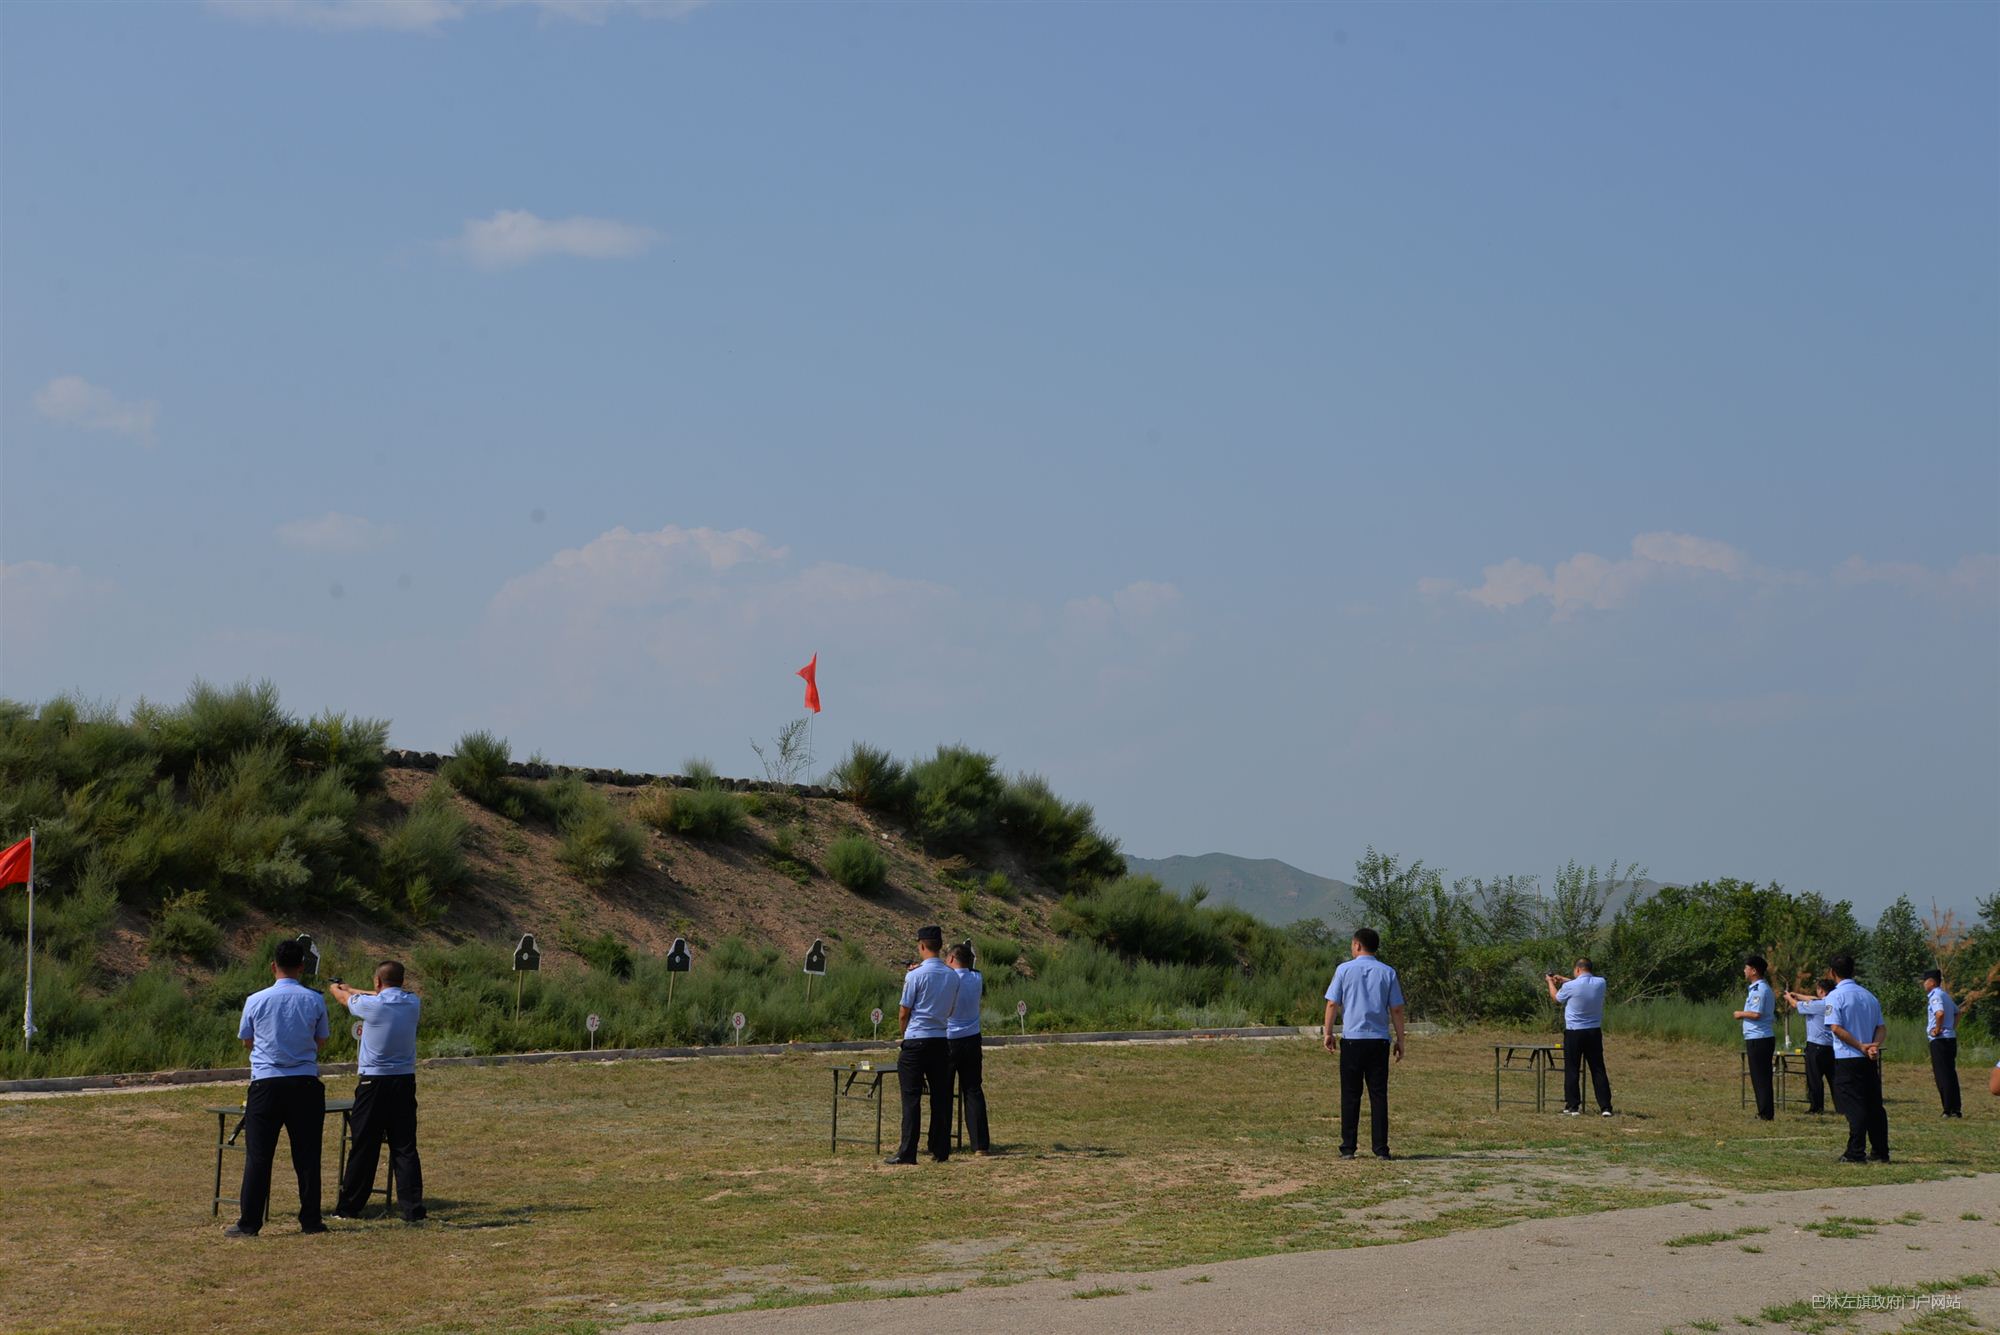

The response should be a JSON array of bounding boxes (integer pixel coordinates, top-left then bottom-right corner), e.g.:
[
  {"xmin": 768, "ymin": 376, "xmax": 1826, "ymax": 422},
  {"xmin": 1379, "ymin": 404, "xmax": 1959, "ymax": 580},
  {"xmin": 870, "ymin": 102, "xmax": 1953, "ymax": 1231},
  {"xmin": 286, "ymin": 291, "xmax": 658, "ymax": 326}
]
[
  {"xmin": 1823, "ymin": 954, "xmax": 1889, "ymax": 1164},
  {"xmin": 227, "ymin": 938, "xmax": 330, "ymax": 1237},
  {"xmin": 887, "ymin": 925, "xmax": 959, "ymax": 1166},
  {"xmin": 1323, "ymin": 927, "xmax": 1406, "ymax": 1161},
  {"xmin": 329, "ymin": 961, "xmax": 427, "ymax": 1221}
]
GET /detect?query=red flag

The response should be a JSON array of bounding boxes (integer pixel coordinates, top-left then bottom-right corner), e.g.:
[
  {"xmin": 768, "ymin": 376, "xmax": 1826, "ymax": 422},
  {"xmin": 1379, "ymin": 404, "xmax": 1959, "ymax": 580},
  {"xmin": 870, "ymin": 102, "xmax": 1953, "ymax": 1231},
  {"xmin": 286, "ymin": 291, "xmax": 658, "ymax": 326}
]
[
  {"xmin": 797, "ymin": 653, "xmax": 821, "ymax": 714},
  {"xmin": 0, "ymin": 836, "xmax": 29, "ymax": 889}
]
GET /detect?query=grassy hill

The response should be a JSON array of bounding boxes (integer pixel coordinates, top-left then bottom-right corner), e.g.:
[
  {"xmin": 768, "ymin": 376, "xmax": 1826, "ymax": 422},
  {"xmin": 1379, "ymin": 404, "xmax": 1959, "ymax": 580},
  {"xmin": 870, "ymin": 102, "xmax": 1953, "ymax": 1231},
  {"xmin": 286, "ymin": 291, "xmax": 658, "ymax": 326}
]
[{"xmin": 1124, "ymin": 853, "xmax": 1359, "ymax": 927}]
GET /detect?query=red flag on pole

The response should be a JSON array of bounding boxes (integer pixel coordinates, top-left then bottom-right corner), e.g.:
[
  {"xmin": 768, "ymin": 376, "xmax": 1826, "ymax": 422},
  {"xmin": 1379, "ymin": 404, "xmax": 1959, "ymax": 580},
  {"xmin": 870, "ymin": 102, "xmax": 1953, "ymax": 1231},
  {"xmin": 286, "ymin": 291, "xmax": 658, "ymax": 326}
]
[
  {"xmin": 797, "ymin": 654, "xmax": 821, "ymax": 714},
  {"xmin": 0, "ymin": 836, "xmax": 29, "ymax": 889}
]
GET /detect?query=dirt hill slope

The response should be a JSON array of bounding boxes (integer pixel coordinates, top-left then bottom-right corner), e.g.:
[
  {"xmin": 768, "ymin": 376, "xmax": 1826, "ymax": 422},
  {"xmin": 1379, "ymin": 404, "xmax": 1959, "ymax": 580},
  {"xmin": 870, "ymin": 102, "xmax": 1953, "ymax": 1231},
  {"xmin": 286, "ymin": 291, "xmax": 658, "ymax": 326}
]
[{"xmin": 127, "ymin": 764, "xmax": 1073, "ymax": 979}]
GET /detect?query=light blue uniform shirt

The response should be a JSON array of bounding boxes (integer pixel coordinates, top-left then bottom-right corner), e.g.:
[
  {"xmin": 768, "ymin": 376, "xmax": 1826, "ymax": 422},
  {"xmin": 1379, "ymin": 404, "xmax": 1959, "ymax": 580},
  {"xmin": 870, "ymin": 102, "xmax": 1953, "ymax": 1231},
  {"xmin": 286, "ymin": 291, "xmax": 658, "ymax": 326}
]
[
  {"xmin": 1555, "ymin": 973, "xmax": 1607, "ymax": 1030},
  {"xmin": 1795, "ymin": 997, "xmax": 1831, "ymax": 1046},
  {"xmin": 238, "ymin": 977, "xmax": 329, "ymax": 1080},
  {"xmin": 946, "ymin": 967, "xmax": 983, "ymax": 1039},
  {"xmin": 1324, "ymin": 954, "xmax": 1405, "ymax": 1041},
  {"xmin": 900, "ymin": 957, "xmax": 960, "ymax": 1040},
  {"xmin": 347, "ymin": 987, "xmax": 421, "ymax": 1076},
  {"xmin": 1926, "ymin": 987, "xmax": 1957, "ymax": 1041},
  {"xmin": 1823, "ymin": 979, "xmax": 1885, "ymax": 1060},
  {"xmin": 1740, "ymin": 979, "xmax": 1775, "ymax": 1040}
]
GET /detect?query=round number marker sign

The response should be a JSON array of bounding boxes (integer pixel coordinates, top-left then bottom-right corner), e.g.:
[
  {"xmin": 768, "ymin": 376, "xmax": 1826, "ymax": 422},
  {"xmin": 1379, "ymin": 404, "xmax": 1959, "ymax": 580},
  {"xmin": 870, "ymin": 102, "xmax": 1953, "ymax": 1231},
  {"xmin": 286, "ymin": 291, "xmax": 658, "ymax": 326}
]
[
  {"xmin": 871, "ymin": 1008, "xmax": 883, "ymax": 1026},
  {"xmin": 731, "ymin": 1012, "xmax": 746, "ymax": 1033},
  {"xmin": 586, "ymin": 1013, "xmax": 601, "ymax": 1033},
  {"xmin": 351, "ymin": 1021, "xmax": 364, "ymax": 1041},
  {"xmin": 1017, "ymin": 1000, "xmax": 1028, "ymax": 1016}
]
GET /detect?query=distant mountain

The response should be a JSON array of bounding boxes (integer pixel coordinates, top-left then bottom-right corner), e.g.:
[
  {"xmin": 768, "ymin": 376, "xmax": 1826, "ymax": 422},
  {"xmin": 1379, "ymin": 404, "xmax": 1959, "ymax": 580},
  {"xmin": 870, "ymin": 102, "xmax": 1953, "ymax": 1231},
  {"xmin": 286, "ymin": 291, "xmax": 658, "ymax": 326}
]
[
  {"xmin": 1126, "ymin": 852, "xmax": 1665, "ymax": 931},
  {"xmin": 1124, "ymin": 853, "xmax": 1360, "ymax": 927}
]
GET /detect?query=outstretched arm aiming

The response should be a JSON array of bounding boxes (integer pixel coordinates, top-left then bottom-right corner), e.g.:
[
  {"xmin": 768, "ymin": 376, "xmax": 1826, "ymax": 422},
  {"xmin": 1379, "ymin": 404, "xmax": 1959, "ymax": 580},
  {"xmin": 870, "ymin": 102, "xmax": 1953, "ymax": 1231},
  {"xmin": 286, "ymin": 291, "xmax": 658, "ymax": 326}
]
[{"xmin": 1545, "ymin": 974, "xmax": 1563, "ymax": 1003}]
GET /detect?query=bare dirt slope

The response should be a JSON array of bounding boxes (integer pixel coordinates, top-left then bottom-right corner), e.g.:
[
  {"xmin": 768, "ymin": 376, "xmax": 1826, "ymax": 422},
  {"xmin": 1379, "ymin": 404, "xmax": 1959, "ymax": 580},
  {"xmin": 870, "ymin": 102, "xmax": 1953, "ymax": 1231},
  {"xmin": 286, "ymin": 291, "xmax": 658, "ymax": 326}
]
[{"xmin": 132, "ymin": 767, "xmax": 1071, "ymax": 977}]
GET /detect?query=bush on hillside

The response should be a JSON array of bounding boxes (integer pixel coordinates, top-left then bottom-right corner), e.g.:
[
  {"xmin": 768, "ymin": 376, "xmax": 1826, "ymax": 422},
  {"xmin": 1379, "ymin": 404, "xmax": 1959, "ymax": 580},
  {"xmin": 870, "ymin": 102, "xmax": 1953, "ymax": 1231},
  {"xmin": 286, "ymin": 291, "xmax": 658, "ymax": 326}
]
[
  {"xmin": 147, "ymin": 890, "xmax": 224, "ymax": 963},
  {"xmin": 909, "ymin": 745, "xmax": 1004, "ymax": 851},
  {"xmin": 654, "ymin": 787, "xmax": 746, "ymax": 842},
  {"xmin": 1054, "ymin": 875, "xmax": 1258, "ymax": 972},
  {"xmin": 378, "ymin": 784, "xmax": 471, "ymax": 917},
  {"xmin": 442, "ymin": 731, "xmax": 517, "ymax": 810},
  {"xmin": 830, "ymin": 743, "xmax": 912, "ymax": 811},
  {"xmin": 825, "ymin": 834, "xmax": 887, "ymax": 894},
  {"xmin": 548, "ymin": 779, "xmax": 647, "ymax": 884}
]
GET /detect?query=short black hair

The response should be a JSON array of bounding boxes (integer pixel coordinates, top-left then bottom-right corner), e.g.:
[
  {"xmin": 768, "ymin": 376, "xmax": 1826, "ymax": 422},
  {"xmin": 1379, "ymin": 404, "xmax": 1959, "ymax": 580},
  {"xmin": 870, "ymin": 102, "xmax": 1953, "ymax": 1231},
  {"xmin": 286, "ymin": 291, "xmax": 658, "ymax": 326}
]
[
  {"xmin": 947, "ymin": 942, "xmax": 976, "ymax": 968},
  {"xmin": 1352, "ymin": 927, "xmax": 1380, "ymax": 954},
  {"xmin": 916, "ymin": 925, "xmax": 944, "ymax": 947},
  {"xmin": 1574, "ymin": 957, "xmax": 1594, "ymax": 972},
  {"xmin": 1921, "ymin": 968, "xmax": 1942, "ymax": 984},
  {"xmin": 273, "ymin": 939, "xmax": 306, "ymax": 970},
  {"xmin": 377, "ymin": 960, "xmax": 406, "ymax": 988},
  {"xmin": 1829, "ymin": 954, "xmax": 1856, "ymax": 980},
  {"xmin": 1744, "ymin": 954, "xmax": 1768, "ymax": 976}
]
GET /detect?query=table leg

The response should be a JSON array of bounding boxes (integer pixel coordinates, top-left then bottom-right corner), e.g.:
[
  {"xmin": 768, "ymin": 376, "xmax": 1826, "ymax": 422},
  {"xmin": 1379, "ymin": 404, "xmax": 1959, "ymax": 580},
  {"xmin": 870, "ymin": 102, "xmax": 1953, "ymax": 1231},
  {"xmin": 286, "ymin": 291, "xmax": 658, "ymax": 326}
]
[
  {"xmin": 874, "ymin": 1073, "xmax": 883, "ymax": 1155},
  {"xmin": 830, "ymin": 1070, "xmax": 839, "ymax": 1155},
  {"xmin": 213, "ymin": 1112, "xmax": 225, "ymax": 1217}
]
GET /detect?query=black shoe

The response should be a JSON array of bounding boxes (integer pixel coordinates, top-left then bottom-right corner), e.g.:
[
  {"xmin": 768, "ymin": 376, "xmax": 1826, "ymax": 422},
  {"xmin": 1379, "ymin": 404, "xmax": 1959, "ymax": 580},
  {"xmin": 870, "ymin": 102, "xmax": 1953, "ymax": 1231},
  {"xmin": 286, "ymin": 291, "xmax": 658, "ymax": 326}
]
[
  {"xmin": 882, "ymin": 1155, "xmax": 917, "ymax": 1166},
  {"xmin": 1372, "ymin": 1151, "xmax": 1394, "ymax": 1160},
  {"xmin": 401, "ymin": 1207, "xmax": 428, "ymax": 1223},
  {"xmin": 300, "ymin": 1222, "xmax": 328, "ymax": 1234},
  {"xmin": 1600, "ymin": 1110, "xmax": 1614, "ymax": 1118},
  {"xmin": 223, "ymin": 1224, "xmax": 258, "ymax": 1238},
  {"xmin": 930, "ymin": 1155, "xmax": 950, "ymax": 1164},
  {"xmin": 1837, "ymin": 1154, "xmax": 1866, "ymax": 1163},
  {"xmin": 1338, "ymin": 1150, "xmax": 1356, "ymax": 1160},
  {"xmin": 1868, "ymin": 1154, "xmax": 1891, "ymax": 1163},
  {"xmin": 326, "ymin": 1210, "xmax": 362, "ymax": 1221}
]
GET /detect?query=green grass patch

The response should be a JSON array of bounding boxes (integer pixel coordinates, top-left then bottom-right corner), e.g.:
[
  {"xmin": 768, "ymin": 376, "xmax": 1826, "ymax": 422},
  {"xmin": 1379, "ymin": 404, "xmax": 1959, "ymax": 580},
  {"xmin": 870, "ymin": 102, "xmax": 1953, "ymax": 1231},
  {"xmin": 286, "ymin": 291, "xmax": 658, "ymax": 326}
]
[{"xmin": 1666, "ymin": 1225, "xmax": 1769, "ymax": 1248}]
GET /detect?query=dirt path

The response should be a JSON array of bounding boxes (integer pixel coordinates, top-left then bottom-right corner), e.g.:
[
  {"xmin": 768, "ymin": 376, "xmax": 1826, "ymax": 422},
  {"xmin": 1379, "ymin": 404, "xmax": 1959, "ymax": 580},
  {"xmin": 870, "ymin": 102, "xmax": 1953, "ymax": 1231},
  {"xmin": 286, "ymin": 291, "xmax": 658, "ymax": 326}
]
[{"xmin": 645, "ymin": 1174, "xmax": 2000, "ymax": 1334}]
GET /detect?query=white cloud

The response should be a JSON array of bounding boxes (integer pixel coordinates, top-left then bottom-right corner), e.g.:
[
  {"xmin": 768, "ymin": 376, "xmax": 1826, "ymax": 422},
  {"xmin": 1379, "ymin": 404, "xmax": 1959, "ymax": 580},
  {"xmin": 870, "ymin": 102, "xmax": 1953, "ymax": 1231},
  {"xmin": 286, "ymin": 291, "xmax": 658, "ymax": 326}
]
[
  {"xmin": 492, "ymin": 525, "xmax": 790, "ymax": 616},
  {"xmin": 1062, "ymin": 580, "xmax": 1184, "ymax": 633},
  {"xmin": 1431, "ymin": 531, "xmax": 1756, "ymax": 617},
  {"xmin": 450, "ymin": 209, "xmax": 660, "ymax": 269},
  {"xmin": 1834, "ymin": 553, "xmax": 1999, "ymax": 604},
  {"xmin": 275, "ymin": 512, "xmax": 395, "ymax": 552},
  {"xmin": 204, "ymin": 0, "xmax": 706, "ymax": 33},
  {"xmin": 32, "ymin": 375, "xmax": 158, "ymax": 442}
]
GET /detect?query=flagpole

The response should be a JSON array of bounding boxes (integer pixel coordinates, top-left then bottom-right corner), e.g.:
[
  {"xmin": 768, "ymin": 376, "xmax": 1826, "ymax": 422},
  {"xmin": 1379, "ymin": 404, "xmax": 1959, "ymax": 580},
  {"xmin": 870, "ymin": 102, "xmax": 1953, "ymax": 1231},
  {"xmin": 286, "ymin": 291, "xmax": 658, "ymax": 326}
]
[{"xmin": 23, "ymin": 827, "xmax": 36, "ymax": 1056}]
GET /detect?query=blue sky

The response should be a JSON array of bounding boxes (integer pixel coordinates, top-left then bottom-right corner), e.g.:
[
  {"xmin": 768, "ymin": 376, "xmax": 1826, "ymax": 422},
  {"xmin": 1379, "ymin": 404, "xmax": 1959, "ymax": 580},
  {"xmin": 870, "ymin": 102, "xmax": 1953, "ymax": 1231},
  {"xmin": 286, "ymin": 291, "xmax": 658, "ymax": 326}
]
[{"xmin": 2, "ymin": 0, "xmax": 1994, "ymax": 920}]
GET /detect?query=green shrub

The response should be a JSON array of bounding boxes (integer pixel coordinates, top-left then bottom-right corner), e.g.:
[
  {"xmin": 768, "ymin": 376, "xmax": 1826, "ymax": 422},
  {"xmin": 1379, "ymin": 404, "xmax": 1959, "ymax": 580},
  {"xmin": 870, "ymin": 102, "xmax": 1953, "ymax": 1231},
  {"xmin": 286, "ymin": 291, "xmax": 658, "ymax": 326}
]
[
  {"xmin": 830, "ymin": 742, "xmax": 912, "ymax": 811},
  {"xmin": 956, "ymin": 889, "xmax": 976, "ymax": 915},
  {"xmin": 441, "ymin": 731, "xmax": 516, "ymax": 810},
  {"xmin": 985, "ymin": 871, "xmax": 1016, "ymax": 900},
  {"xmin": 909, "ymin": 745, "xmax": 1003, "ymax": 851},
  {"xmin": 629, "ymin": 785, "xmax": 676, "ymax": 830},
  {"xmin": 825, "ymin": 833, "xmax": 888, "ymax": 893},
  {"xmin": 658, "ymin": 787, "xmax": 746, "ymax": 841},
  {"xmin": 999, "ymin": 773, "xmax": 1124, "ymax": 891},
  {"xmin": 558, "ymin": 804, "xmax": 647, "ymax": 885},
  {"xmin": 564, "ymin": 927, "xmax": 635, "ymax": 979},
  {"xmin": 1054, "ymin": 875, "xmax": 1250, "ymax": 971},
  {"xmin": 148, "ymin": 890, "xmax": 224, "ymax": 962},
  {"xmin": 378, "ymin": 785, "xmax": 471, "ymax": 914},
  {"xmin": 682, "ymin": 756, "xmax": 718, "ymax": 788},
  {"xmin": 299, "ymin": 710, "xmax": 390, "ymax": 789}
]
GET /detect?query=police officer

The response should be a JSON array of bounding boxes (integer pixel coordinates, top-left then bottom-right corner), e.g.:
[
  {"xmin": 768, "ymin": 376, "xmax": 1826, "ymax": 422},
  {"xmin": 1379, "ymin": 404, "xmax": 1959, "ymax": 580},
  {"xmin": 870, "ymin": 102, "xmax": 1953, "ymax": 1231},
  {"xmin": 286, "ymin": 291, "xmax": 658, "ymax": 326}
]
[
  {"xmin": 226, "ymin": 938, "xmax": 330, "ymax": 1237},
  {"xmin": 329, "ymin": 960, "xmax": 427, "ymax": 1221},
  {"xmin": 1322, "ymin": 927, "xmax": 1406, "ymax": 1160},
  {"xmin": 945, "ymin": 942, "xmax": 992, "ymax": 1156},
  {"xmin": 1782, "ymin": 979, "xmax": 1835, "ymax": 1115},
  {"xmin": 1545, "ymin": 957, "xmax": 1613, "ymax": 1117},
  {"xmin": 887, "ymin": 925, "xmax": 959, "ymax": 1165},
  {"xmin": 1822, "ymin": 953, "xmax": 1889, "ymax": 1163},
  {"xmin": 1734, "ymin": 954, "xmax": 1777, "ymax": 1120},
  {"xmin": 1922, "ymin": 968, "xmax": 1961, "ymax": 1118}
]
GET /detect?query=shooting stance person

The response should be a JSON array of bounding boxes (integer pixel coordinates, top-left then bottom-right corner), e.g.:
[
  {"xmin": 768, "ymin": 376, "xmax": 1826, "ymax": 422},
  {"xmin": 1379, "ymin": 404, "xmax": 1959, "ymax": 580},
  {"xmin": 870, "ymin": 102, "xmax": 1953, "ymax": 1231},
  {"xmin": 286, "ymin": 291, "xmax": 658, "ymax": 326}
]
[
  {"xmin": 1322, "ymin": 927, "xmax": 1406, "ymax": 1160},
  {"xmin": 887, "ymin": 925, "xmax": 959, "ymax": 1165},
  {"xmin": 1546, "ymin": 957, "xmax": 1613, "ymax": 1116},
  {"xmin": 1735, "ymin": 954, "xmax": 1777, "ymax": 1120},
  {"xmin": 226, "ymin": 938, "xmax": 330, "ymax": 1236},
  {"xmin": 1782, "ymin": 978, "xmax": 1834, "ymax": 1115},
  {"xmin": 329, "ymin": 961, "xmax": 427, "ymax": 1221},
  {"xmin": 1922, "ymin": 968, "xmax": 1961, "ymax": 1118},
  {"xmin": 946, "ymin": 942, "xmax": 992, "ymax": 1156},
  {"xmin": 1823, "ymin": 954, "xmax": 1889, "ymax": 1163}
]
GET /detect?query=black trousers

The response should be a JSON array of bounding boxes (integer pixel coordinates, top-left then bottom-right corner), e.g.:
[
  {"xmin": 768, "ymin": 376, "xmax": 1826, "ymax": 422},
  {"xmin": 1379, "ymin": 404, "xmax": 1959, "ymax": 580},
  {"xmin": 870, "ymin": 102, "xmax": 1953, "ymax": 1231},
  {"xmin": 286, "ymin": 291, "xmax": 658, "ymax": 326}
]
[
  {"xmin": 1745, "ymin": 1037, "xmax": 1776, "ymax": 1119},
  {"xmin": 1831, "ymin": 1055, "xmax": 1889, "ymax": 1160},
  {"xmin": 1802, "ymin": 1041, "xmax": 1834, "ymax": 1113},
  {"xmin": 1561, "ymin": 1027, "xmax": 1613, "ymax": 1112},
  {"xmin": 336, "ymin": 1074, "xmax": 425, "ymax": 1219},
  {"xmin": 949, "ymin": 1036, "xmax": 991, "ymax": 1153},
  {"xmin": 237, "ymin": 1076, "xmax": 325, "ymax": 1232},
  {"xmin": 1338, "ymin": 1038, "xmax": 1391, "ymax": 1156},
  {"xmin": 896, "ymin": 1037, "xmax": 953, "ymax": 1161},
  {"xmin": 1930, "ymin": 1037, "xmax": 1962, "ymax": 1116}
]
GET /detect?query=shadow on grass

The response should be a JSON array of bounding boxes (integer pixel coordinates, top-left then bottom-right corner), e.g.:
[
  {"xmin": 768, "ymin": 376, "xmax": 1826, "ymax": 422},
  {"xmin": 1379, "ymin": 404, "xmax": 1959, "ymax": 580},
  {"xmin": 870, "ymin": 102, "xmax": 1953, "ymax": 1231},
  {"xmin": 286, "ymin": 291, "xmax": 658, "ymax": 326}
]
[{"xmin": 353, "ymin": 1199, "xmax": 592, "ymax": 1230}]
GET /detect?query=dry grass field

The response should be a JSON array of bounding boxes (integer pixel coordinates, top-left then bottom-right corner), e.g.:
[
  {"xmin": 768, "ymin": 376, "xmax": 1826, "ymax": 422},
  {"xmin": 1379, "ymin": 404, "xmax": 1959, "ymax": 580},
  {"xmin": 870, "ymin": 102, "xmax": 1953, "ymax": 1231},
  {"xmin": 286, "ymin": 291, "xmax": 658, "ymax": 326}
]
[{"xmin": 1, "ymin": 1031, "xmax": 1994, "ymax": 1334}]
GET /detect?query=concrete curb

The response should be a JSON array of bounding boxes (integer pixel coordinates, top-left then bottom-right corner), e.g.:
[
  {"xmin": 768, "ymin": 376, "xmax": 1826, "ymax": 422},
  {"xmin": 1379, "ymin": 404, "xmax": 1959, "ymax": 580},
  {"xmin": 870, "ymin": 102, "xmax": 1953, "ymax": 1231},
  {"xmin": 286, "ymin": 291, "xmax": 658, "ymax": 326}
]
[{"xmin": 0, "ymin": 1023, "xmax": 1448, "ymax": 1096}]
